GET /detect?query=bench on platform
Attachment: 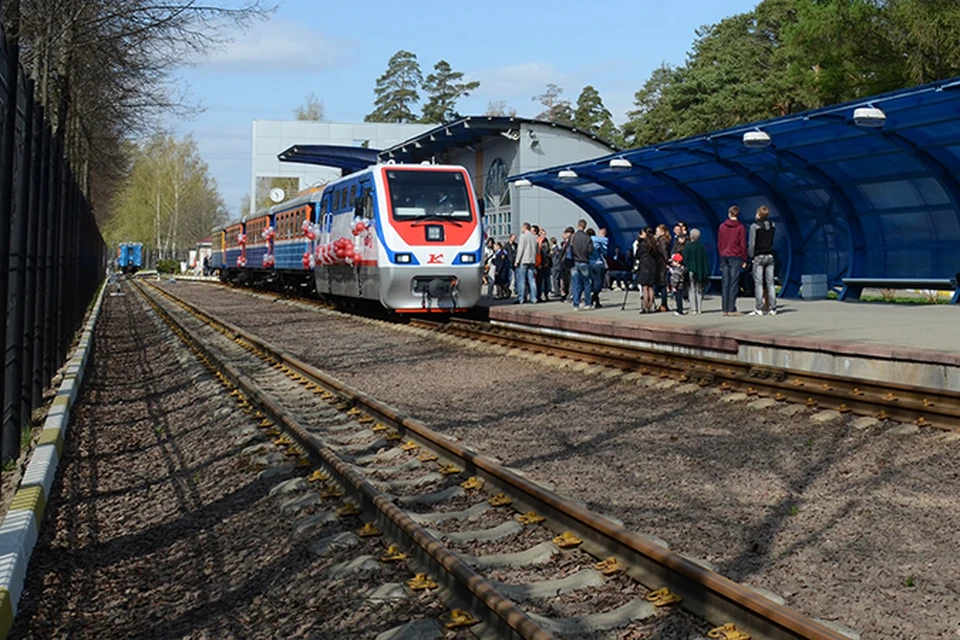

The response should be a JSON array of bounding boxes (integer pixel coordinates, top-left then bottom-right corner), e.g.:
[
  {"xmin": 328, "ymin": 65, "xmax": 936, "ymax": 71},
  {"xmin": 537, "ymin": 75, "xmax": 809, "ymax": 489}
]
[{"xmin": 840, "ymin": 277, "xmax": 960, "ymax": 304}]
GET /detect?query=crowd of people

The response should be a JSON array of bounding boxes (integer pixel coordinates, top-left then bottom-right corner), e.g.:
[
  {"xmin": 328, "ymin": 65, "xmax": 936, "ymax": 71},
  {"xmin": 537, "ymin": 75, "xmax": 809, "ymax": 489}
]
[{"xmin": 482, "ymin": 205, "xmax": 778, "ymax": 317}]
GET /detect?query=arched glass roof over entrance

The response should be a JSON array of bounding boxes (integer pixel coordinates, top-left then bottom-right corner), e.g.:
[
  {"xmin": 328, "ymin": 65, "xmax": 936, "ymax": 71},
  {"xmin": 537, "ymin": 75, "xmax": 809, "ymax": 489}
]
[{"xmin": 509, "ymin": 78, "xmax": 960, "ymax": 297}]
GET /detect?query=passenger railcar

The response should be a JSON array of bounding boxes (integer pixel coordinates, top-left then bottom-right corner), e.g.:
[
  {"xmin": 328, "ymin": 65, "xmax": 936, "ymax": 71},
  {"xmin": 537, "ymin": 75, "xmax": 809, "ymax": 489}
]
[
  {"xmin": 117, "ymin": 242, "xmax": 143, "ymax": 274},
  {"xmin": 211, "ymin": 162, "xmax": 482, "ymax": 312}
]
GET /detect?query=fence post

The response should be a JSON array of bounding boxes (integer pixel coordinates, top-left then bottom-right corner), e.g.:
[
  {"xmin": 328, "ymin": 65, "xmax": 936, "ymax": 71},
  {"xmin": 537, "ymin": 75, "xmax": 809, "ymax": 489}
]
[
  {"xmin": 33, "ymin": 119, "xmax": 50, "ymax": 406},
  {"xmin": 4, "ymin": 70, "xmax": 32, "ymax": 457},
  {"xmin": 23, "ymin": 102, "xmax": 41, "ymax": 414},
  {"xmin": 0, "ymin": 17, "xmax": 20, "ymax": 465},
  {"xmin": 42, "ymin": 132, "xmax": 61, "ymax": 386}
]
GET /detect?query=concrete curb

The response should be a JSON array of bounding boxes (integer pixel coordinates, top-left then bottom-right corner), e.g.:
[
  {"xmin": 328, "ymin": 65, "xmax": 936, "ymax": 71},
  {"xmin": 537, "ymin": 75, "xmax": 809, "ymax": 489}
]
[{"xmin": 0, "ymin": 284, "xmax": 106, "ymax": 639}]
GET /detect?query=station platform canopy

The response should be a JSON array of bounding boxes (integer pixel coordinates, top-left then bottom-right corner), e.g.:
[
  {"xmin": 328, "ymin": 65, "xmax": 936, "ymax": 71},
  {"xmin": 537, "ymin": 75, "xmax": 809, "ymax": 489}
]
[
  {"xmin": 278, "ymin": 145, "xmax": 382, "ymax": 175},
  {"xmin": 379, "ymin": 116, "xmax": 619, "ymax": 163},
  {"xmin": 509, "ymin": 78, "xmax": 960, "ymax": 297}
]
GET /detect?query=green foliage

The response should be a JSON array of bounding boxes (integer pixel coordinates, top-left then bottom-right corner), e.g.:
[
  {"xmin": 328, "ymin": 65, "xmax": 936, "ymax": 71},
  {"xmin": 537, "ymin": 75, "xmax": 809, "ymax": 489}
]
[
  {"xmin": 788, "ymin": 505, "xmax": 800, "ymax": 516},
  {"xmin": 157, "ymin": 259, "xmax": 180, "ymax": 274},
  {"xmin": 622, "ymin": 0, "xmax": 960, "ymax": 148},
  {"xmin": 365, "ymin": 50, "xmax": 422, "ymax": 123},
  {"xmin": 532, "ymin": 84, "xmax": 573, "ymax": 125},
  {"xmin": 105, "ymin": 134, "xmax": 228, "ymax": 261},
  {"xmin": 905, "ymin": 575, "xmax": 915, "ymax": 588},
  {"xmin": 421, "ymin": 60, "xmax": 479, "ymax": 124},
  {"xmin": 573, "ymin": 85, "xmax": 620, "ymax": 145}
]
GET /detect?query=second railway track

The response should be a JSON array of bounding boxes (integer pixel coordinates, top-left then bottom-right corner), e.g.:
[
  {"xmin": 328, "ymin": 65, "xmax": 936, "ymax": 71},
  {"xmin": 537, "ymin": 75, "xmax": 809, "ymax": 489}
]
[
  {"xmin": 409, "ymin": 317, "xmax": 960, "ymax": 432},
  {"xmin": 132, "ymin": 278, "xmax": 856, "ymax": 640}
]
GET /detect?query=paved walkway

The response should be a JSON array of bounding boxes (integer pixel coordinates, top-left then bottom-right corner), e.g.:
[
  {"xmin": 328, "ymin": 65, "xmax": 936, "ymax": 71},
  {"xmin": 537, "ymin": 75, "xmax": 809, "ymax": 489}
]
[{"xmin": 483, "ymin": 292, "xmax": 959, "ymax": 365}]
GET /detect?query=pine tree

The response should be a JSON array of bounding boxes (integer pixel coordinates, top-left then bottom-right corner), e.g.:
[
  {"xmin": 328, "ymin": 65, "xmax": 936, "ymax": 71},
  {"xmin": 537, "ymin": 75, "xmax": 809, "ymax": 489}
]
[
  {"xmin": 573, "ymin": 85, "xmax": 618, "ymax": 143},
  {"xmin": 365, "ymin": 50, "xmax": 422, "ymax": 123},
  {"xmin": 421, "ymin": 60, "xmax": 479, "ymax": 123}
]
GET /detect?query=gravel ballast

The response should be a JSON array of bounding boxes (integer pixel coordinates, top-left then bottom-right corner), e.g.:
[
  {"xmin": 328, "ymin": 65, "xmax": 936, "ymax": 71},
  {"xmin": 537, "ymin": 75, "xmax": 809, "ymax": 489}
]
[
  {"xmin": 11, "ymin": 289, "xmax": 451, "ymax": 639},
  {"xmin": 161, "ymin": 282, "xmax": 960, "ymax": 638}
]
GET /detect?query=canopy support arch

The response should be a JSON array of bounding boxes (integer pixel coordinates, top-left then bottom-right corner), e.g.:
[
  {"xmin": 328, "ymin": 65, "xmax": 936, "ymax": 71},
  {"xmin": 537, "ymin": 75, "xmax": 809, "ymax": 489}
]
[
  {"xmin": 626, "ymin": 159, "xmax": 725, "ymax": 273},
  {"xmin": 772, "ymin": 147, "xmax": 868, "ymax": 282},
  {"xmin": 868, "ymin": 127, "xmax": 960, "ymax": 278},
  {"xmin": 572, "ymin": 167, "xmax": 660, "ymax": 233},
  {"xmin": 685, "ymin": 148, "xmax": 806, "ymax": 298}
]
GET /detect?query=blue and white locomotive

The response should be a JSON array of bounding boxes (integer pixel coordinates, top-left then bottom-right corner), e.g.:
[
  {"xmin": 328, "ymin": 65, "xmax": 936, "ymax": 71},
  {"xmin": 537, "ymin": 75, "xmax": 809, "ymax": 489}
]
[{"xmin": 211, "ymin": 163, "xmax": 483, "ymax": 312}]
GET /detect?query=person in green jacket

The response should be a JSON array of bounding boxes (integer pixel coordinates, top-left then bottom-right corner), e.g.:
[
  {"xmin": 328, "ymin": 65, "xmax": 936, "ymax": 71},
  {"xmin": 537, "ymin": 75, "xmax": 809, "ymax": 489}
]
[{"xmin": 682, "ymin": 228, "xmax": 711, "ymax": 314}]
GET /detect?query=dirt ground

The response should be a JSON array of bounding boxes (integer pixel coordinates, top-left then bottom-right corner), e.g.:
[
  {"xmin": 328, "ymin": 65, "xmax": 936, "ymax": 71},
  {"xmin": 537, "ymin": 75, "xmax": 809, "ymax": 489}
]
[
  {"xmin": 11, "ymin": 289, "xmax": 450, "ymax": 639},
  {"xmin": 162, "ymin": 283, "xmax": 960, "ymax": 639}
]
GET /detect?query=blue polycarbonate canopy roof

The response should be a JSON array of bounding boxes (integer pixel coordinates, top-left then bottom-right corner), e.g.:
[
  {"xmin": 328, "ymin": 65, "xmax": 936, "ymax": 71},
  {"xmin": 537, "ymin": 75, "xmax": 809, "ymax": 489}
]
[
  {"xmin": 379, "ymin": 116, "xmax": 619, "ymax": 163},
  {"xmin": 278, "ymin": 145, "xmax": 382, "ymax": 174},
  {"xmin": 510, "ymin": 78, "xmax": 960, "ymax": 296}
]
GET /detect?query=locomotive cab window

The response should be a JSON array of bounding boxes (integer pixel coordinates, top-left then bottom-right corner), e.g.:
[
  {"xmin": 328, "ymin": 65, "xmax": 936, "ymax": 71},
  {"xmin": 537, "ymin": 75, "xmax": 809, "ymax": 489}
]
[
  {"xmin": 362, "ymin": 188, "xmax": 374, "ymax": 220},
  {"xmin": 387, "ymin": 170, "xmax": 472, "ymax": 222}
]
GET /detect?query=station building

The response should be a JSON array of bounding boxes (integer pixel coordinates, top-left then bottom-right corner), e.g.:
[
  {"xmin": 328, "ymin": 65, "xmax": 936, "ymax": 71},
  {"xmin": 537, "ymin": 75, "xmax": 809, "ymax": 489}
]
[{"xmin": 251, "ymin": 116, "xmax": 618, "ymax": 242}]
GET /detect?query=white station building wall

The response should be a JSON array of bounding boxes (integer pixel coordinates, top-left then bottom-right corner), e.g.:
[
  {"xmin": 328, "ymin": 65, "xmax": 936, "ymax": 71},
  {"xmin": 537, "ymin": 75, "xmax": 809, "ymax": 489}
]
[{"xmin": 250, "ymin": 121, "xmax": 431, "ymax": 215}]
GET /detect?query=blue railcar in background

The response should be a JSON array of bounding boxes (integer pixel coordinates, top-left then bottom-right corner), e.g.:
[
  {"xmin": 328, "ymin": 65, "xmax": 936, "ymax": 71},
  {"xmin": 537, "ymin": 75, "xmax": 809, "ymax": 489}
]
[{"xmin": 118, "ymin": 242, "xmax": 143, "ymax": 274}]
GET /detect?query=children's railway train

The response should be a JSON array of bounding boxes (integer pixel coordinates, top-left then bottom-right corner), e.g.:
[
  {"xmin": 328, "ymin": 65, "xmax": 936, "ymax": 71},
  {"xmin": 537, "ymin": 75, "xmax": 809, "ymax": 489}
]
[
  {"xmin": 210, "ymin": 163, "xmax": 484, "ymax": 312},
  {"xmin": 117, "ymin": 242, "xmax": 143, "ymax": 274}
]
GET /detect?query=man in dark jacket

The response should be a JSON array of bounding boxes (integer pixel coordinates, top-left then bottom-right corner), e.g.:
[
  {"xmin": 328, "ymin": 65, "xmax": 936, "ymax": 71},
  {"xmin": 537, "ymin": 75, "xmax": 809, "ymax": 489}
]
[
  {"xmin": 682, "ymin": 228, "xmax": 710, "ymax": 314},
  {"xmin": 505, "ymin": 233, "xmax": 517, "ymax": 297},
  {"xmin": 717, "ymin": 206, "xmax": 747, "ymax": 316},
  {"xmin": 569, "ymin": 219, "xmax": 594, "ymax": 310},
  {"xmin": 554, "ymin": 227, "xmax": 574, "ymax": 301}
]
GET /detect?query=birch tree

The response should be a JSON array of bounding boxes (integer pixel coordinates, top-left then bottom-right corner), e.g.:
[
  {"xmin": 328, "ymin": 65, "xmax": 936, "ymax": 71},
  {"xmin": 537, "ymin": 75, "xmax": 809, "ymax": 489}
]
[{"xmin": 107, "ymin": 134, "xmax": 227, "ymax": 260}]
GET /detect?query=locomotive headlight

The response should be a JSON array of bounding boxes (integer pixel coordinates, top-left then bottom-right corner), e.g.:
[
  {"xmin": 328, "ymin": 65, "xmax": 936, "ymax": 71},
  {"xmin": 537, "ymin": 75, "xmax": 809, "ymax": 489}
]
[
  {"xmin": 395, "ymin": 253, "xmax": 413, "ymax": 263},
  {"xmin": 459, "ymin": 253, "xmax": 476, "ymax": 263}
]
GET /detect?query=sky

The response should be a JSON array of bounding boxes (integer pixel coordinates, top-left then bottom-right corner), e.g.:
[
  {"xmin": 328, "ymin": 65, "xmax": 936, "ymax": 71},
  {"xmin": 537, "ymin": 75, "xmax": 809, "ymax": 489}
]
[{"xmin": 172, "ymin": 0, "xmax": 760, "ymax": 217}]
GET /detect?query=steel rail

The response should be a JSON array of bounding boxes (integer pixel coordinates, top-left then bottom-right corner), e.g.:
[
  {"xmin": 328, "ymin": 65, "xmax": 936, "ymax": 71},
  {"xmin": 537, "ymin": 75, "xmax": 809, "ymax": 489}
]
[
  {"xmin": 133, "ymin": 280, "xmax": 554, "ymax": 640},
  {"xmin": 436, "ymin": 318, "xmax": 960, "ymax": 432},
  {"xmin": 141, "ymin": 281, "xmax": 851, "ymax": 640}
]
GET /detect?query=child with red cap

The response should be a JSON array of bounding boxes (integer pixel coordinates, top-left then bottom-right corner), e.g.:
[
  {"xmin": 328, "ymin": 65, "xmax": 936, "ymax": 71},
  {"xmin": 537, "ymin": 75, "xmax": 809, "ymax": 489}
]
[{"xmin": 668, "ymin": 253, "xmax": 687, "ymax": 316}]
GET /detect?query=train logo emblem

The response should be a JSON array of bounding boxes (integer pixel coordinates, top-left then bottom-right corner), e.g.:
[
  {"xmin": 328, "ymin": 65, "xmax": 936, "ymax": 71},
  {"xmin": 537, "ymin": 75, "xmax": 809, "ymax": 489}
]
[{"xmin": 428, "ymin": 254, "xmax": 444, "ymax": 264}]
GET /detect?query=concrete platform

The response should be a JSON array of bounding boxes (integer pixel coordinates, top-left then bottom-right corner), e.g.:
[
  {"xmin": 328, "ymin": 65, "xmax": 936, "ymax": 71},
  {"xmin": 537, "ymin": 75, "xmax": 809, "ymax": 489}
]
[{"xmin": 482, "ymin": 292, "xmax": 959, "ymax": 392}]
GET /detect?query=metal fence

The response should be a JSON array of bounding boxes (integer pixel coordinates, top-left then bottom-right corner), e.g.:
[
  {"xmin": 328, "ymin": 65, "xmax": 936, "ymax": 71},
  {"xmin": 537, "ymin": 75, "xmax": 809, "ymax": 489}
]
[{"xmin": 0, "ymin": 20, "xmax": 106, "ymax": 464}]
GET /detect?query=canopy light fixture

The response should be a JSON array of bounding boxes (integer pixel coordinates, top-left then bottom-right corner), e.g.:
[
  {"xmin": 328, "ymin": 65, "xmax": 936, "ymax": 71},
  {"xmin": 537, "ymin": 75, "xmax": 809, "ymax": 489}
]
[
  {"xmin": 853, "ymin": 106, "xmax": 886, "ymax": 128},
  {"xmin": 558, "ymin": 169, "xmax": 578, "ymax": 181},
  {"xmin": 513, "ymin": 179, "xmax": 533, "ymax": 188},
  {"xmin": 608, "ymin": 158, "xmax": 632, "ymax": 169},
  {"xmin": 742, "ymin": 130, "xmax": 771, "ymax": 148}
]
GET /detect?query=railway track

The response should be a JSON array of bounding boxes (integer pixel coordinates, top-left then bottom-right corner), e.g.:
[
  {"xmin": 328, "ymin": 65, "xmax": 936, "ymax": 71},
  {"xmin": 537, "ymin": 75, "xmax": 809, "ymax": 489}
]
[
  {"xmin": 404, "ymin": 317, "xmax": 960, "ymax": 432},
  {"xmin": 131, "ymin": 278, "xmax": 855, "ymax": 640},
  {"xmin": 159, "ymin": 278, "xmax": 959, "ymax": 432}
]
